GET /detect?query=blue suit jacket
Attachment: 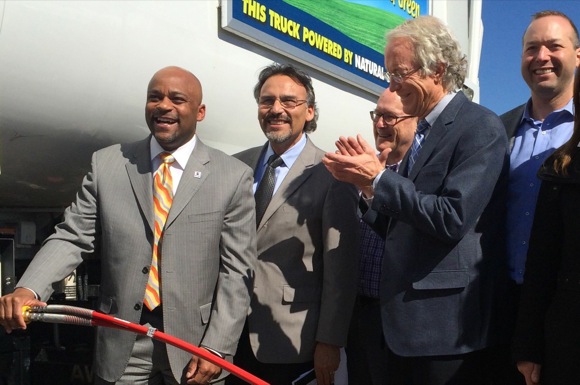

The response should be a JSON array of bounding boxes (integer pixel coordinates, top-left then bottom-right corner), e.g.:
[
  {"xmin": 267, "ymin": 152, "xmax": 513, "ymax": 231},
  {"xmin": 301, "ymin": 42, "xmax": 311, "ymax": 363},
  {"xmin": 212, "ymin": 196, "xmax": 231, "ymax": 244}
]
[{"xmin": 367, "ymin": 92, "xmax": 509, "ymax": 356}]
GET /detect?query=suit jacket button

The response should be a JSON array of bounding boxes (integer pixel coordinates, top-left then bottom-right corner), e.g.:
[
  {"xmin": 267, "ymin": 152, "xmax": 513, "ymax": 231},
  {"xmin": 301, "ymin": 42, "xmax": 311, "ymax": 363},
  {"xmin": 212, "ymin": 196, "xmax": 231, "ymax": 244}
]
[
  {"xmin": 134, "ymin": 303, "xmax": 141, "ymax": 311},
  {"xmin": 142, "ymin": 266, "xmax": 149, "ymax": 274}
]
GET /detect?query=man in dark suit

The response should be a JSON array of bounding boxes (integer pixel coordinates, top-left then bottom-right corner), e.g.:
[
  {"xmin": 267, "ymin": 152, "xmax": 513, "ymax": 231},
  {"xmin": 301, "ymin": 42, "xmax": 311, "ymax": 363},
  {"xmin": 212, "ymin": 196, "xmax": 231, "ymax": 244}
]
[
  {"xmin": 227, "ymin": 63, "xmax": 359, "ymax": 385},
  {"xmin": 323, "ymin": 16, "xmax": 508, "ymax": 385},
  {"xmin": 0, "ymin": 66, "xmax": 257, "ymax": 385},
  {"xmin": 499, "ymin": 10, "xmax": 579, "ymax": 385},
  {"xmin": 345, "ymin": 88, "xmax": 416, "ymax": 384}
]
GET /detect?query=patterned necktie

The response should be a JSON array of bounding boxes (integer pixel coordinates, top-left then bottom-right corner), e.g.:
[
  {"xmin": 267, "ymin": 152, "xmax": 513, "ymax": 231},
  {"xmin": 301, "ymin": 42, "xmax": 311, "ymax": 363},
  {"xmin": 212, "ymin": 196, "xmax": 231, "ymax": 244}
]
[
  {"xmin": 254, "ymin": 154, "xmax": 284, "ymax": 226},
  {"xmin": 144, "ymin": 152, "xmax": 175, "ymax": 311},
  {"xmin": 407, "ymin": 119, "xmax": 430, "ymax": 175}
]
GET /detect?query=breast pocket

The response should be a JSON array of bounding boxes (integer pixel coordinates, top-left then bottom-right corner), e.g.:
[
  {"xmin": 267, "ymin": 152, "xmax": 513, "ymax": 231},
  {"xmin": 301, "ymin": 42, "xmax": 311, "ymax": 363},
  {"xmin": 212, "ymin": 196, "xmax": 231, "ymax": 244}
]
[
  {"xmin": 188, "ymin": 210, "xmax": 222, "ymax": 223},
  {"xmin": 185, "ymin": 210, "xmax": 222, "ymax": 239}
]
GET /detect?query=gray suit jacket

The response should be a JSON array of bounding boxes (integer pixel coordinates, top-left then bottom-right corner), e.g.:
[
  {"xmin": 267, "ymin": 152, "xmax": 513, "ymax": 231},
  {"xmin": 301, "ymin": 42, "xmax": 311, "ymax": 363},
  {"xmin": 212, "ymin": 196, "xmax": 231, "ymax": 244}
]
[
  {"xmin": 17, "ymin": 137, "xmax": 257, "ymax": 382},
  {"xmin": 367, "ymin": 92, "xmax": 509, "ymax": 356},
  {"xmin": 235, "ymin": 137, "xmax": 359, "ymax": 364}
]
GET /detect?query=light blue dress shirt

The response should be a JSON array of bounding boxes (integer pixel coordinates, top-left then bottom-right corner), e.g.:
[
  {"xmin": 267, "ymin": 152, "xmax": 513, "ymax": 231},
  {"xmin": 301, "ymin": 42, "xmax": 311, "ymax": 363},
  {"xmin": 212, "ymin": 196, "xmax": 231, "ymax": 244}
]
[
  {"xmin": 506, "ymin": 98, "xmax": 573, "ymax": 283},
  {"xmin": 254, "ymin": 134, "xmax": 307, "ymax": 194}
]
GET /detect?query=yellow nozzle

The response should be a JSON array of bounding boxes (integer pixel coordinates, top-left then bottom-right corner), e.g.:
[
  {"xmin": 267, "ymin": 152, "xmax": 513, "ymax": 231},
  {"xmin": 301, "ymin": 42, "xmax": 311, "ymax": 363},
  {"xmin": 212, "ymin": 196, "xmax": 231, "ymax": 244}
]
[{"xmin": 22, "ymin": 305, "xmax": 32, "ymax": 324}]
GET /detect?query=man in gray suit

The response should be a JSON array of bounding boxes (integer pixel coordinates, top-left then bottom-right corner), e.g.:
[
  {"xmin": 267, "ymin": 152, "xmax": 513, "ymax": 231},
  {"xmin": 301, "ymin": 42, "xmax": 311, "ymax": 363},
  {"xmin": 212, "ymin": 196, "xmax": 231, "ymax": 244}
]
[
  {"xmin": 0, "ymin": 66, "xmax": 257, "ymax": 385},
  {"xmin": 227, "ymin": 63, "xmax": 359, "ymax": 385},
  {"xmin": 323, "ymin": 16, "xmax": 508, "ymax": 385}
]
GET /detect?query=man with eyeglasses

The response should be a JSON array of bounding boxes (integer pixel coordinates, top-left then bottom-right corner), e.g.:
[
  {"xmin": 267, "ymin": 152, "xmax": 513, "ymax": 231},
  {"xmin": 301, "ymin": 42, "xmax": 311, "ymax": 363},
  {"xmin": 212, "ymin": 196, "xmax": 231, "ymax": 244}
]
[
  {"xmin": 346, "ymin": 88, "xmax": 416, "ymax": 385},
  {"xmin": 226, "ymin": 63, "xmax": 359, "ymax": 385},
  {"xmin": 323, "ymin": 16, "xmax": 508, "ymax": 385}
]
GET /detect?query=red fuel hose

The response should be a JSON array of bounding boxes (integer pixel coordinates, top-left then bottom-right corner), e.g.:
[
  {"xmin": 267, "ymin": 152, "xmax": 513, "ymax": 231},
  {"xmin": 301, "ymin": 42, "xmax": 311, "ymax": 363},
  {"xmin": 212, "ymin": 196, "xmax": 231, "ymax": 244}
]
[{"xmin": 22, "ymin": 305, "xmax": 269, "ymax": 385}]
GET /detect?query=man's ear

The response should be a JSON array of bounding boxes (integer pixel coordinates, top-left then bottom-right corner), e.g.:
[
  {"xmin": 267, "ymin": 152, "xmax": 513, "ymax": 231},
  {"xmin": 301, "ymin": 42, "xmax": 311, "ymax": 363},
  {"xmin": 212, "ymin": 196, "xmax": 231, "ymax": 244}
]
[{"xmin": 433, "ymin": 63, "xmax": 446, "ymax": 84}]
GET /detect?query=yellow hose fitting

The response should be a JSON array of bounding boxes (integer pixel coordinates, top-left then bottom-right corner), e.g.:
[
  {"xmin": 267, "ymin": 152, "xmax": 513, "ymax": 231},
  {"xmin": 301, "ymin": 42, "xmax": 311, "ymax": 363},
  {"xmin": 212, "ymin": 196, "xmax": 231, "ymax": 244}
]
[{"xmin": 22, "ymin": 305, "xmax": 32, "ymax": 324}]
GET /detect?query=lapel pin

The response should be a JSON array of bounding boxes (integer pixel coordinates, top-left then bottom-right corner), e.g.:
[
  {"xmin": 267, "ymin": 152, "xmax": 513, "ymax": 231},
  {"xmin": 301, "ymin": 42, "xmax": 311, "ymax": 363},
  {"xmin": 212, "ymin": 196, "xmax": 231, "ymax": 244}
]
[{"xmin": 194, "ymin": 171, "xmax": 202, "ymax": 178}]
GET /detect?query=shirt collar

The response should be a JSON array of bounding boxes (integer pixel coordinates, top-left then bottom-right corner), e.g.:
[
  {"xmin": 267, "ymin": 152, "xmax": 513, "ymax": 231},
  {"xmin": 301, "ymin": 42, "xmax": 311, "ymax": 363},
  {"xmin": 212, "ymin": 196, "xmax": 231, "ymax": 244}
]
[
  {"xmin": 150, "ymin": 134, "xmax": 197, "ymax": 169},
  {"xmin": 423, "ymin": 92, "xmax": 456, "ymax": 127},
  {"xmin": 522, "ymin": 97, "xmax": 574, "ymax": 124},
  {"xmin": 262, "ymin": 134, "xmax": 308, "ymax": 170}
]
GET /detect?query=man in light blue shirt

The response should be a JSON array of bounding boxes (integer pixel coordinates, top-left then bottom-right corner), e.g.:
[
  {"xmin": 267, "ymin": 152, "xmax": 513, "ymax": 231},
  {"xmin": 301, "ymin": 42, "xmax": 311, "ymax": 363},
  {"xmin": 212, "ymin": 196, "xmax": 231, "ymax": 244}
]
[
  {"xmin": 505, "ymin": 101, "xmax": 573, "ymax": 284},
  {"xmin": 499, "ymin": 10, "xmax": 579, "ymax": 385}
]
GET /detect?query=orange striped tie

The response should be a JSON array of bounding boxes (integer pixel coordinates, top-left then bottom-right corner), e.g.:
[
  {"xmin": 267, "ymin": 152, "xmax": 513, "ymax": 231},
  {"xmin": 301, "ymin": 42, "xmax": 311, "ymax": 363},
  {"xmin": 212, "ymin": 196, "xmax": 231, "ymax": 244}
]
[{"xmin": 144, "ymin": 152, "xmax": 175, "ymax": 311}]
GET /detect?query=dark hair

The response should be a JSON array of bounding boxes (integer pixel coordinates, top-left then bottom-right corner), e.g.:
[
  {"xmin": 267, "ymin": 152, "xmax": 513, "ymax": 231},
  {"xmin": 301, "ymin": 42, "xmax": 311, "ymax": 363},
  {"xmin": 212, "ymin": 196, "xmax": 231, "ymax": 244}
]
[
  {"xmin": 526, "ymin": 10, "xmax": 580, "ymax": 48},
  {"xmin": 552, "ymin": 68, "xmax": 580, "ymax": 174},
  {"xmin": 253, "ymin": 63, "xmax": 319, "ymax": 133}
]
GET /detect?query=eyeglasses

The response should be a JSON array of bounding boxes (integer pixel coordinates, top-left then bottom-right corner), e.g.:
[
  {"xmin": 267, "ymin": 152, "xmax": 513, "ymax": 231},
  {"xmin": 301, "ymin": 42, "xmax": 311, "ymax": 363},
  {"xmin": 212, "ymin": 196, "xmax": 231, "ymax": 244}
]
[
  {"xmin": 258, "ymin": 97, "xmax": 308, "ymax": 109},
  {"xmin": 369, "ymin": 111, "xmax": 414, "ymax": 126},
  {"xmin": 383, "ymin": 67, "xmax": 420, "ymax": 84}
]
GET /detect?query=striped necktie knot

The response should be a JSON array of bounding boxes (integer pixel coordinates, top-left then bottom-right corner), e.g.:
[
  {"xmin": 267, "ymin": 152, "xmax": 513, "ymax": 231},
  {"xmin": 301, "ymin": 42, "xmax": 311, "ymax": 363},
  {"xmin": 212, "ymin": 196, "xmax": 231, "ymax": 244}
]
[
  {"xmin": 416, "ymin": 119, "xmax": 430, "ymax": 135},
  {"xmin": 160, "ymin": 152, "xmax": 175, "ymax": 164},
  {"xmin": 157, "ymin": 152, "xmax": 175, "ymax": 184}
]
